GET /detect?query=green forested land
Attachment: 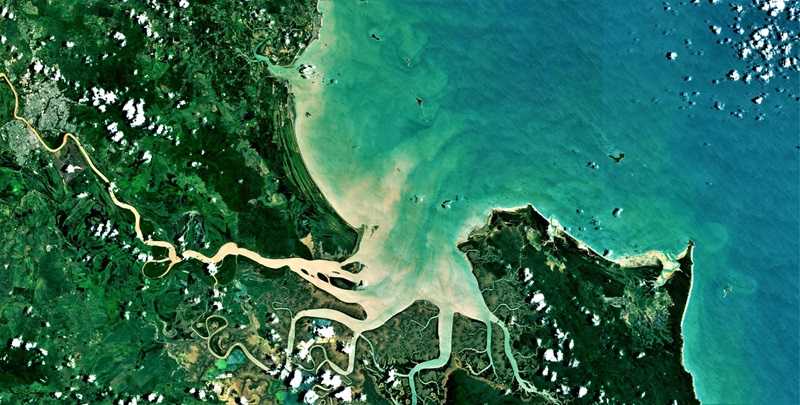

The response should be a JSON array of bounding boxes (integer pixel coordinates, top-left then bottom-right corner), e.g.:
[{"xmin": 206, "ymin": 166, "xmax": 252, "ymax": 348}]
[
  {"xmin": 0, "ymin": 0, "xmax": 357, "ymax": 402},
  {"xmin": 455, "ymin": 206, "xmax": 698, "ymax": 404}
]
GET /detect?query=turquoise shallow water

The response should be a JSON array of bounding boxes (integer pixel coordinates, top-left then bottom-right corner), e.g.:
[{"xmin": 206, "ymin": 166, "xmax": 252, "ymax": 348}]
[{"xmin": 287, "ymin": 1, "xmax": 799, "ymax": 403}]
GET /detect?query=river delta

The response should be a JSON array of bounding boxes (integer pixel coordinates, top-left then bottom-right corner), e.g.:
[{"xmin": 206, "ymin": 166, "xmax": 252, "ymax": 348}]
[{"xmin": 2, "ymin": 0, "xmax": 769, "ymax": 404}]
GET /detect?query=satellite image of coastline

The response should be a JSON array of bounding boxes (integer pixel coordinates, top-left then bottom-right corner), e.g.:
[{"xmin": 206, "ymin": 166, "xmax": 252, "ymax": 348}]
[{"xmin": 0, "ymin": 0, "xmax": 798, "ymax": 404}]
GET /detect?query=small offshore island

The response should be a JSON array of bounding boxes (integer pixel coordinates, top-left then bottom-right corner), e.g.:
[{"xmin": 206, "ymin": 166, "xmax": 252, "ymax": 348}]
[{"xmin": 0, "ymin": 0, "xmax": 698, "ymax": 404}]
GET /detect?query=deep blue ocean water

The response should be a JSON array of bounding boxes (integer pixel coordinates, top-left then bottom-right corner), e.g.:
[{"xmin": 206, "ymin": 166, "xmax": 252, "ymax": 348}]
[{"xmin": 286, "ymin": 1, "xmax": 800, "ymax": 403}]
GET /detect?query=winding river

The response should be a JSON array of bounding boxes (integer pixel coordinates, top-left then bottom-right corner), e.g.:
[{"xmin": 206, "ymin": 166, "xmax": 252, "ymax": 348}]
[{"xmin": 1, "ymin": 72, "xmax": 551, "ymax": 404}]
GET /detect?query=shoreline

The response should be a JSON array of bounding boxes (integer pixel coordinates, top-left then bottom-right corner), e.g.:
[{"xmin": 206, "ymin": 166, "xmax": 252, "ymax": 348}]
[
  {"xmin": 458, "ymin": 203, "xmax": 700, "ymax": 400},
  {"xmin": 470, "ymin": 202, "xmax": 693, "ymax": 272},
  {"xmin": 269, "ymin": 2, "xmax": 362, "ymax": 260},
  {"xmin": 281, "ymin": 1, "xmax": 699, "ymax": 400},
  {"xmin": 678, "ymin": 240, "xmax": 700, "ymax": 401},
  {"xmin": 277, "ymin": 92, "xmax": 362, "ymax": 258}
]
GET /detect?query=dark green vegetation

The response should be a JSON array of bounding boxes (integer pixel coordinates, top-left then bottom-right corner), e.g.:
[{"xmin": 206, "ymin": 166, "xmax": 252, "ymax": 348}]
[
  {"xmin": 444, "ymin": 369, "xmax": 526, "ymax": 405},
  {"xmin": 1, "ymin": 0, "xmax": 697, "ymax": 403},
  {"xmin": 318, "ymin": 204, "xmax": 698, "ymax": 405},
  {"xmin": 608, "ymin": 152, "xmax": 625, "ymax": 163},
  {"xmin": 0, "ymin": 0, "xmax": 358, "ymax": 402},
  {"xmin": 456, "ymin": 205, "xmax": 698, "ymax": 404}
]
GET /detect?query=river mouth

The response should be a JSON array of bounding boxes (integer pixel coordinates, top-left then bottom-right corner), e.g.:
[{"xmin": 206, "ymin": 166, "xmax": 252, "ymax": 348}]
[{"xmin": 271, "ymin": 1, "xmax": 800, "ymax": 403}]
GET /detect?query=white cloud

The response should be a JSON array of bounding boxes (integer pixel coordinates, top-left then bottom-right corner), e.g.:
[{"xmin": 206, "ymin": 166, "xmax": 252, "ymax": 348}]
[
  {"xmin": 522, "ymin": 267, "xmax": 533, "ymax": 283},
  {"xmin": 289, "ymin": 370, "xmax": 302, "ymax": 389},
  {"xmin": 335, "ymin": 387, "xmax": 353, "ymax": 403},
  {"xmin": 315, "ymin": 325, "xmax": 335, "ymax": 340},
  {"xmin": 303, "ymin": 390, "xmax": 319, "ymax": 404},
  {"xmin": 320, "ymin": 370, "xmax": 342, "ymax": 388},
  {"xmin": 122, "ymin": 99, "xmax": 146, "ymax": 127},
  {"xmin": 207, "ymin": 262, "xmax": 218, "ymax": 276},
  {"xmin": 111, "ymin": 131, "xmax": 124, "ymax": 143},
  {"xmin": 530, "ymin": 292, "xmax": 546, "ymax": 311},
  {"xmin": 92, "ymin": 87, "xmax": 118, "ymax": 107},
  {"xmin": 341, "ymin": 342, "xmax": 354, "ymax": 355}
]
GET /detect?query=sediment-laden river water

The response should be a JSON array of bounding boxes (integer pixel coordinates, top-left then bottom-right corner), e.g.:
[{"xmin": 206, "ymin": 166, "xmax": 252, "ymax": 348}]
[{"xmin": 270, "ymin": 1, "xmax": 800, "ymax": 403}]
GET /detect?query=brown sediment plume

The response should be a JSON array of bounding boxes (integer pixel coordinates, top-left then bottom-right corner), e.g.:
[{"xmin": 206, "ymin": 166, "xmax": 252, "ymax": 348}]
[{"xmin": 2, "ymin": 71, "xmax": 553, "ymax": 405}]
